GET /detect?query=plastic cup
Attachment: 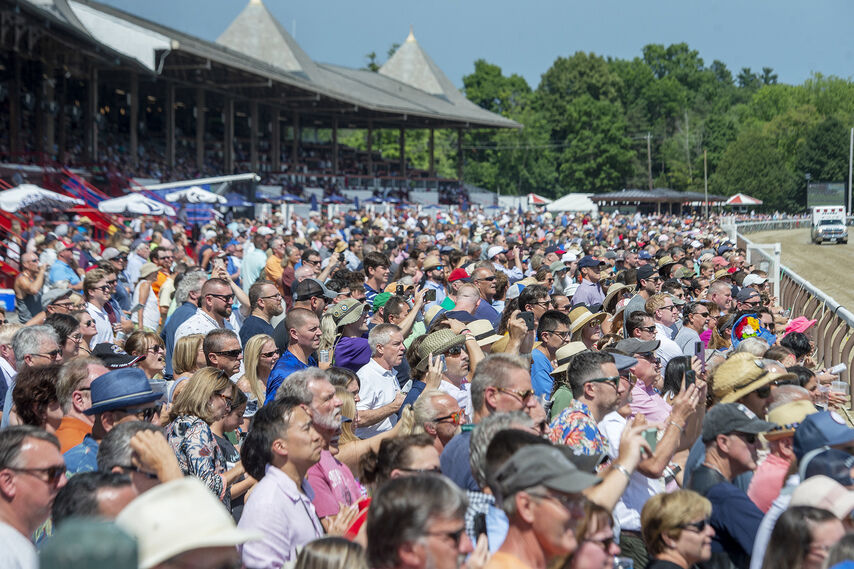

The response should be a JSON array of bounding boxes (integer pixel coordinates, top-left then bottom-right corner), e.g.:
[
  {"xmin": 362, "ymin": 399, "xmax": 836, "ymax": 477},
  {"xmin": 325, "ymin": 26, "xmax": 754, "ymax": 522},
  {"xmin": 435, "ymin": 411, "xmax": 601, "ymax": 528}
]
[
  {"xmin": 614, "ymin": 557, "xmax": 634, "ymax": 569},
  {"xmin": 831, "ymin": 381, "xmax": 849, "ymax": 395}
]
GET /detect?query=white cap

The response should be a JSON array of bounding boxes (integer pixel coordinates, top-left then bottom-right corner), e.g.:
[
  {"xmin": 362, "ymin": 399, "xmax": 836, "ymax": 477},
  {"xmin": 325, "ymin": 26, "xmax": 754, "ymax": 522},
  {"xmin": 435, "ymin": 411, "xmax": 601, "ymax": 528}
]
[
  {"xmin": 562, "ymin": 252, "xmax": 578, "ymax": 263},
  {"xmin": 487, "ymin": 245, "xmax": 505, "ymax": 259},
  {"xmin": 743, "ymin": 274, "xmax": 768, "ymax": 287},
  {"xmin": 256, "ymin": 227, "xmax": 274, "ymax": 236}
]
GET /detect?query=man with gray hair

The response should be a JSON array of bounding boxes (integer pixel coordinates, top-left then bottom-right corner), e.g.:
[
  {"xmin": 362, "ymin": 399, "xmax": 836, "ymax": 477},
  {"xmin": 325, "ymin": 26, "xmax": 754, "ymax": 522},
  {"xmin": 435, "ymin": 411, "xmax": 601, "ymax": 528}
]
[
  {"xmin": 97, "ymin": 421, "xmax": 182, "ymax": 495},
  {"xmin": 54, "ymin": 358, "xmax": 109, "ymax": 453},
  {"xmin": 0, "ymin": 426, "xmax": 68, "ymax": 568},
  {"xmin": 0, "ymin": 323, "xmax": 23, "ymax": 421},
  {"xmin": 356, "ymin": 323, "xmax": 407, "ymax": 438},
  {"xmin": 367, "ymin": 474, "xmax": 473, "ymax": 569},
  {"xmin": 441, "ymin": 354, "xmax": 541, "ymax": 493},
  {"xmin": 412, "ymin": 390, "xmax": 464, "ymax": 454},
  {"xmin": 2, "ymin": 326, "xmax": 61, "ymax": 428},
  {"xmin": 277, "ymin": 368, "xmax": 360, "ymax": 529},
  {"xmin": 161, "ymin": 270, "xmax": 205, "ymax": 379}
]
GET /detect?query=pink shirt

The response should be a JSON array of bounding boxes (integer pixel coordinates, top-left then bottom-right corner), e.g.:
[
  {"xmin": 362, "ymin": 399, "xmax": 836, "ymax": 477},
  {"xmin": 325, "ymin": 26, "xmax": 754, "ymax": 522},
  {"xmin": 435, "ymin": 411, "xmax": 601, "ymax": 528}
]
[
  {"xmin": 747, "ymin": 452, "xmax": 791, "ymax": 513},
  {"xmin": 630, "ymin": 381, "xmax": 672, "ymax": 424},
  {"xmin": 307, "ymin": 450, "xmax": 364, "ymax": 518}
]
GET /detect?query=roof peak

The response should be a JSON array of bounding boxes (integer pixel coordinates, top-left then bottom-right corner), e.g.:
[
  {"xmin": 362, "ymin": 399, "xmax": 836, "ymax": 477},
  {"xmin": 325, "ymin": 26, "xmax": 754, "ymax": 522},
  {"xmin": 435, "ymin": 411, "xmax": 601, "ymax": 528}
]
[
  {"xmin": 406, "ymin": 25, "xmax": 415, "ymax": 43},
  {"xmin": 380, "ymin": 28, "xmax": 462, "ymax": 101}
]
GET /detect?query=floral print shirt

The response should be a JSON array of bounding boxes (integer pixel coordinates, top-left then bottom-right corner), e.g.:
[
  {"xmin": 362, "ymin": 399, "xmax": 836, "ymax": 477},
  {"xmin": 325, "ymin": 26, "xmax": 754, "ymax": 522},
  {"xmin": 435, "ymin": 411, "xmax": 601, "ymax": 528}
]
[
  {"xmin": 548, "ymin": 399, "xmax": 609, "ymax": 456},
  {"xmin": 166, "ymin": 414, "xmax": 229, "ymax": 508}
]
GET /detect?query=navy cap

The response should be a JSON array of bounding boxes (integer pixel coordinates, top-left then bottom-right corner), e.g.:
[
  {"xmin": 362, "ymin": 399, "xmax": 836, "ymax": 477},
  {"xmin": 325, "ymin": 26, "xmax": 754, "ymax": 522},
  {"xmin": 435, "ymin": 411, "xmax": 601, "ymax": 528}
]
[
  {"xmin": 638, "ymin": 251, "xmax": 652, "ymax": 260},
  {"xmin": 577, "ymin": 255, "xmax": 605, "ymax": 269},
  {"xmin": 795, "ymin": 411, "xmax": 854, "ymax": 460},
  {"xmin": 801, "ymin": 448, "xmax": 854, "ymax": 486}
]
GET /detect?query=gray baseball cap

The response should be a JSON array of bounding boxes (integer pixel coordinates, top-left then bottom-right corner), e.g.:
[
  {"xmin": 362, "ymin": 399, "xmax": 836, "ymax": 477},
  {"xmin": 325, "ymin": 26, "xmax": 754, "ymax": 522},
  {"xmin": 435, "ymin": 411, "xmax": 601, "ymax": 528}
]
[
  {"xmin": 614, "ymin": 338, "xmax": 660, "ymax": 355},
  {"xmin": 42, "ymin": 288, "xmax": 73, "ymax": 310},
  {"xmin": 491, "ymin": 445, "xmax": 600, "ymax": 502},
  {"xmin": 701, "ymin": 403, "xmax": 776, "ymax": 443}
]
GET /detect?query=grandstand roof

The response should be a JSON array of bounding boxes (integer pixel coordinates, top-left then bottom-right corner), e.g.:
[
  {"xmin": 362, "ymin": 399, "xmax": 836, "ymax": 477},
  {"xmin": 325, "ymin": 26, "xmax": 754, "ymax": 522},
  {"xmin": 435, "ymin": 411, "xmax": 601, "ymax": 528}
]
[
  {"xmin": 590, "ymin": 188, "xmax": 726, "ymax": 203},
  {"xmin": 26, "ymin": 0, "xmax": 519, "ymax": 130}
]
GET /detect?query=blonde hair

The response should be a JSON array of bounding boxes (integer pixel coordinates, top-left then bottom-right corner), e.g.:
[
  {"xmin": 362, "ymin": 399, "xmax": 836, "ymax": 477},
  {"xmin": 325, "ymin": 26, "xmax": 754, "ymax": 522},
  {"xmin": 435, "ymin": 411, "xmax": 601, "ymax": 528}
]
[
  {"xmin": 168, "ymin": 367, "xmax": 231, "ymax": 424},
  {"xmin": 172, "ymin": 334, "xmax": 204, "ymax": 376},
  {"xmin": 641, "ymin": 490, "xmax": 712, "ymax": 556},
  {"xmin": 294, "ymin": 537, "xmax": 367, "ymax": 569},
  {"xmin": 337, "ymin": 386, "xmax": 358, "ymax": 445},
  {"xmin": 319, "ymin": 312, "xmax": 340, "ymax": 353},
  {"xmin": 242, "ymin": 334, "xmax": 275, "ymax": 402}
]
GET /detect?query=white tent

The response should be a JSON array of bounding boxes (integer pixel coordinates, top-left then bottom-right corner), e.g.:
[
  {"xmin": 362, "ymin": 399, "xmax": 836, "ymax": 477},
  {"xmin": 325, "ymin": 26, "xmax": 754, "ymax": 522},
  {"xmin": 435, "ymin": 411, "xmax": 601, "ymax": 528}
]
[
  {"xmin": 0, "ymin": 184, "xmax": 84, "ymax": 212},
  {"xmin": 164, "ymin": 186, "xmax": 227, "ymax": 204},
  {"xmin": 98, "ymin": 193, "xmax": 176, "ymax": 216},
  {"xmin": 546, "ymin": 193, "xmax": 598, "ymax": 214}
]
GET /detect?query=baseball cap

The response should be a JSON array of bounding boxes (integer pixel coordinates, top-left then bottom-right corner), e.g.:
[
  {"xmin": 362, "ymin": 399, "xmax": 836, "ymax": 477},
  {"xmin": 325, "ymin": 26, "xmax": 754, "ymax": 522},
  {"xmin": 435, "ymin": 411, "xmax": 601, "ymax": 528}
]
[
  {"xmin": 545, "ymin": 245, "xmax": 566, "ymax": 255},
  {"xmin": 790, "ymin": 475, "xmax": 854, "ymax": 519},
  {"xmin": 577, "ymin": 255, "xmax": 605, "ymax": 269},
  {"xmin": 42, "ymin": 288, "xmax": 73, "ymax": 310},
  {"xmin": 487, "ymin": 245, "xmax": 506, "ymax": 259},
  {"xmin": 794, "ymin": 411, "xmax": 854, "ymax": 460},
  {"xmin": 701, "ymin": 403, "xmax": 776, "ymax": 443},
  {"xmin": 800, "ymin": 448, "xmax": 854, "ymax": 486},
  {"xmin": 549, "ymin": 261, "xmax": 568, "ymax": 274},
  {"xmin": 491, "ymin": 445, "xmax": 600, "ymax": 504},
  {"xmin": 448, "ymin": 268, "xmax": 470, "ymax": 282},
  {"xmin": 637, "ymin": 265, "xmax": 657, "ymax": 281},
  {"xmin": 638, "ymin": 251, "xmax": 652, "ymax": 260},
  {"xmin": 40, "ymin": 518, "xmax": 137, "ymax": 569},
  {"xmin": 736, "ymin": 288, "xmax": 760, "ymax": 302},
  {"xmin": 101, "ymin": 247, "xmax": 123, "ymax": 261},
  {"xmin": 293, "ymin": 278, "xmax": 340, "ymax": 301},
  {"xmin": 742, "ymin": 274, "xmax": 768, "ymax": 287},
  {"xmin": 91, "ymin": 343, "xmax": 145, "ymax": 370},
  {"xmin": 372, "ymin": 292, "xmax": 393, "ymax": 311},
  {"xmin": 613, "ymin": 338, "xmax": 660, "ymax": 356}
]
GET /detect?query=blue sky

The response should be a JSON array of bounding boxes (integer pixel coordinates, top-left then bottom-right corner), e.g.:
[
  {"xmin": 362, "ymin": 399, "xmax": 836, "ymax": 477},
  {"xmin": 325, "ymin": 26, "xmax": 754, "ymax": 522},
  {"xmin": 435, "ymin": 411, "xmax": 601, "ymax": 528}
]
[{"xmin": 100, "ymin": 0, "xmax": 854, "ymax": 89}]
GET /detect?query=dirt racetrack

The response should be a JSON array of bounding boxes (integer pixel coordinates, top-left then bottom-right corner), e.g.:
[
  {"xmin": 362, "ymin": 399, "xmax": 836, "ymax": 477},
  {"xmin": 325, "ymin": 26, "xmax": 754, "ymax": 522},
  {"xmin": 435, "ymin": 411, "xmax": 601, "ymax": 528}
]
[{"xmin": 749, "ymin": 228, "xmax": 854, "ymax": 312}]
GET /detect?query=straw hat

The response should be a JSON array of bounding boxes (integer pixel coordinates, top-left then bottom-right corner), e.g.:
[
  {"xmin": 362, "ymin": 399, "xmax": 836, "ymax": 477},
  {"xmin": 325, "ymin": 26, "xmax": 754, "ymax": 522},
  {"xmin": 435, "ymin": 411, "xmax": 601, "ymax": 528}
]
[
  {"xmin": 423, "ymin": 256, "xmax": 443, "ymax": 271},
  {"xmin": 764, "ymin": 399, "xmax": 819, "ymax": 441},
  {"xmin": 712, "ymin": 352, "xmax": 796, "ymax": 403},
  {"xmin": 327, "ymin": 298, "xmax": 366, "ymax": 327},
  {"xmin": 467, "ymin": 319, "xmax": 503, "ymax": 347},
  {"xmin": 602, "ymin": 283, "xmax": 630, "ymax": 314},
  {"xmin": 138, "ymin": 262, "xmax": 159, "ymax": 280},
  {"xmin": 569, "ymin": 307, "xmax": 607, "ymax": 341},
  {"xmin": 550, "ymin": 342, "xmax": 588, "ymax": 376},
  {"xmin": 415, "ymin": 329, "xmax": 466, "ymax": 371},
  {"xmin": 116, "ymin": 478, "xmax": 261, "ymax": 569}
]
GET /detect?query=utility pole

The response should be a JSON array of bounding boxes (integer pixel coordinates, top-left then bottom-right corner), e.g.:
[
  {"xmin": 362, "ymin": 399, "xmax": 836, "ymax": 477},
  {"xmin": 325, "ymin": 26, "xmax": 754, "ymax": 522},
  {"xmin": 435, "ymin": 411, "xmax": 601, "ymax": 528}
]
[
  {"xmin": 646, "ymin": 132, "xmax": 653, "ymax": 190},
  {"xmin": 704, "ymin": 149, "xmax": 709, "ymax": 220}
]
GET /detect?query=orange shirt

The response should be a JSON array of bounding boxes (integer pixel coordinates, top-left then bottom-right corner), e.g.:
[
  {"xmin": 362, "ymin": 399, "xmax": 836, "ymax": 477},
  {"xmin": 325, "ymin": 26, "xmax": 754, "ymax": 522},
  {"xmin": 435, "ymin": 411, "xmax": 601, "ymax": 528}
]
[
  {"xmin": 484, "ymin": 551, "xmax": 534, "ymax": 569},
  {"xmin": 152, "ymin": 270, "xmax": 170, "ymax": 296},
  {"xmin": 55, "ymin": 416, "xmax": 93, "ymax": 454}
]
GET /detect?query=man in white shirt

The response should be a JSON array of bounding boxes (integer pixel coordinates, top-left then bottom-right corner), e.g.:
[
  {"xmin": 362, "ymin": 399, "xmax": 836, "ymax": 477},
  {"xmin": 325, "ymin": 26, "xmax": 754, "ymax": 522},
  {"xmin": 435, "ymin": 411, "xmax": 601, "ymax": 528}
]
[
  {"xmin": 356, "ymin": 323, "xmax": 407, "ymax": 438},
  {"xmin": 0, "ymin": 426, "xmax": 68, "ymax": 569},
  {"xmin": 174, "ymin": 278, "xmax": 238, "ymax": 344},
  {"xmin": 645, "ymin": 293, "xmax": 684, "ymax": 368}
]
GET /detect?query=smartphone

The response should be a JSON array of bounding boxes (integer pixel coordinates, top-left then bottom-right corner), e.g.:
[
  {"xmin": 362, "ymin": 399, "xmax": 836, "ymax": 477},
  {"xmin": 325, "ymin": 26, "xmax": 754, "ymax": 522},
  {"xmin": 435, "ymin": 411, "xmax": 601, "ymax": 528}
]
[
  {"xmin": 695, "ymin": 341, "xmax": 706, "ymax": 374},
  {"xmin": 439, "ymin": 354, "xmax": 447, "ymax": 373},
  {"xmin": 519, "ymin": 311, "xmax": 535, "ymax": 331},
  {"xmin": 338, "ymin": 252, "xmax": 345, "ymax": 263},
  {"xmin": 401, "ymin": 379, "xmax": 413, "ymax": 394},
  {"xmin": 396, "ymin": 284, "xmax": 404, "ymax": 296},
  {"xmin": 685, "ymin": 369, "xmax": 696, "ymax": 387},
  {"xmin": 643, "ymin": 428, "xmax": 658, "ymax": 452},
  {"xmin": 424, "ymin": 289, "xmax": 437, "ymax": 302}
]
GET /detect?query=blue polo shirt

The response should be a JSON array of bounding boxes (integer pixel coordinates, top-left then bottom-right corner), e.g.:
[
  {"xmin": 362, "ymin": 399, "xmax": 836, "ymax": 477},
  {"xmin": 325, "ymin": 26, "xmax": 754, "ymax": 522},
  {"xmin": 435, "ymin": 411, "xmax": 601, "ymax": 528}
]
[
  {"xmin": 49, "ymin": 259, "xmax": 80, "ymax": 286},
  {"xmin": 440, "ymin": 429, "xmax": 479, "ymax": 492},
  {"xmin": 64, "ymin": 434, "xmax": 99, "ymax": 475},
  {"xmin": 265, "ymin": 350, "xmax": 317, "ymax": 405}
]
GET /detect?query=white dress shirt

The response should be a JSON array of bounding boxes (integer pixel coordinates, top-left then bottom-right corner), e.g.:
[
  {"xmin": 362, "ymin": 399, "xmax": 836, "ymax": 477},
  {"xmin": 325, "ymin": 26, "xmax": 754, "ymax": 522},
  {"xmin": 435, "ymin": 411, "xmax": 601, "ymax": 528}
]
[{"xmin": 356, "ymin": 358, "xmax": 400, "ymax": 438}]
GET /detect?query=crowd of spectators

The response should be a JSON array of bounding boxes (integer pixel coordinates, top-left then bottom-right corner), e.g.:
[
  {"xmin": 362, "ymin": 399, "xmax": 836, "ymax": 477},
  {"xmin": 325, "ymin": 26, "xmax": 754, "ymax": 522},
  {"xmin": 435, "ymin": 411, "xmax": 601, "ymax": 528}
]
[{"xmin": 0, "ymin": 204, "xmax": 853, "ymax": 569}]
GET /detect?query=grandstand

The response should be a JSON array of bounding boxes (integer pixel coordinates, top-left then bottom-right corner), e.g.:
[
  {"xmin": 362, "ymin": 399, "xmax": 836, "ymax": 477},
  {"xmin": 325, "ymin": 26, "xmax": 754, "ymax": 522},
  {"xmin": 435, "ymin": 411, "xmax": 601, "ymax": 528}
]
[{"xmin": 0, "ymin": 0, "xmax": 518, "ymax": 204}]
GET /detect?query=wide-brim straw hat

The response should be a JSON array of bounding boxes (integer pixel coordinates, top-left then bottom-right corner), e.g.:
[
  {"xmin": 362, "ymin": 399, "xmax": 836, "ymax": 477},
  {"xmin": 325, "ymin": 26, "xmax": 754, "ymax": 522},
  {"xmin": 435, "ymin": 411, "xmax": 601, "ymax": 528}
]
[
  {"xmin": 328, "ymin": 298, "xmax": 366, "ymax": 327},
  {"xmin": 764, "ymin": 399, "xmax": 819, "ymax": 441},
  {"xmin": 569, "ymin": 307, "xmax": 607, "ymax": 341},
  {"xmin": 712, "ymin": 352, "xmax": 796, "ymax": 403},
  {"xmin": 550, "ymin": 342, "xmax": 588, "ymax": 376},
  {"xmin": 467, "ymin": 319, "xmax": 503, "ymax": 347},
  {"xmin": 416, "ymin": 329, "xmax": 466, "ymax": 371},
  {"xmin": 602, "ymin": 283, "xmax": 630, "ymax": 314}
]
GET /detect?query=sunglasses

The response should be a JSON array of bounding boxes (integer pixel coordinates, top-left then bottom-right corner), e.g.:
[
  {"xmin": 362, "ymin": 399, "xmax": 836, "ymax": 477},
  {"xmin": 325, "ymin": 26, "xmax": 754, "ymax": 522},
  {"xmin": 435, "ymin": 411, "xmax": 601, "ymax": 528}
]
[
  {"xmin": 207, "ymin": 293, "xmax": 235, "ymax": 303},
  {"xmin": 494, "ymin": 386, "xmax": 535, "ymax": 402},
  {"xmin": 680, "ymin": 518, "xmax": 711, "ymax": 533},
  {"xmin": 731, "ymin": 432, "xmax": 758, "ymax": 445},
  {"xmin": 260, "ymin": 350, "xmax": 279, "ymax": 358},
  {"xmin": 117, "ymin": 405, "xmax": 161, "ymax": 423},
  {"xmin": 32, "ymin": 349, "xmax": 62, "ymax": 361},
  {"xmin": 637, "ymin": 325, "xmax": 657, "ymax": 333},
  {"xmin": 425, "ymin": 526, "xmax": 467, "ymax": 546},
  {"xmin": 444, "ymin": 345, "xmax": 464, "ymax": 357},
  {"xmin": 434, "ymin": 409, "xmax": 465, "ymax": 425},
  {"xmin": 118, "ymin": 464, "xmax": 159, "ymax": 480},
  {"xmin": 586, "ymin": 376, "xmax": 620, "ymax": 389},
  {"xmin": 10, "ymin": 464, "xmax": 66, "ymax": 486},
  {"xmin": 476, "ymin": 276, "xmax": 496, "ymax": 282},
  {"xmin": 213, "ymin": 349, "xmax": 242, "ymax": 358}
]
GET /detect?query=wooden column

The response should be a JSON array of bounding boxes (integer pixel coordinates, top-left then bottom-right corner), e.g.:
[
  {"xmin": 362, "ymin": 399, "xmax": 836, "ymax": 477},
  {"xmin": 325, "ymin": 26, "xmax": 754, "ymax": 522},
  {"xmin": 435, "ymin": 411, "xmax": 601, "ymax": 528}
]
[
  {"xmin": 9, "ymin": 58, "xmax": 21, "ymax": 157},
  {"xmin": 249, "ymin": 101, "xmax": 258, "ymax": 171},
  {"xmin": 165, "ymin": 83, "xmax": 175, "ymax": 169},
  {"xmin": 129, "ymin": 73, "xmax": 139, "ymax": 168},
  {"xmin": 428, "ymin": 128, "xmax": 435, "ymax": 178},
  {"xmin": 86, "ymin": 66, "xmax": 99, "ymax": 161},
  {"xmin": 366, "ymin": 121, "xmax": 373, "ymax": 176},
  {"xmin": 332, "ymin": 117, "xmax": 339, "ymax": 175},
  {"xmin": 224, "ymin": 98, "xmax": 234, "ymax": 173},
  {"xmin": 56, "ymin": 75, "xmax": 67, "ymax": 158},
  {"xmin": 195, "ymin": 88, "xmax": 205, "ymax": 171},
  {"xmin": 291, "ymin": 111, "xmax": 300, "ymax": 167},
  {"xmin": 399, "ymin": 127, "xmax": 406, "ymax": 178},
  {"xmin": 271, "ymin": 108, "xmax": 281, "ymax": 172}
]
